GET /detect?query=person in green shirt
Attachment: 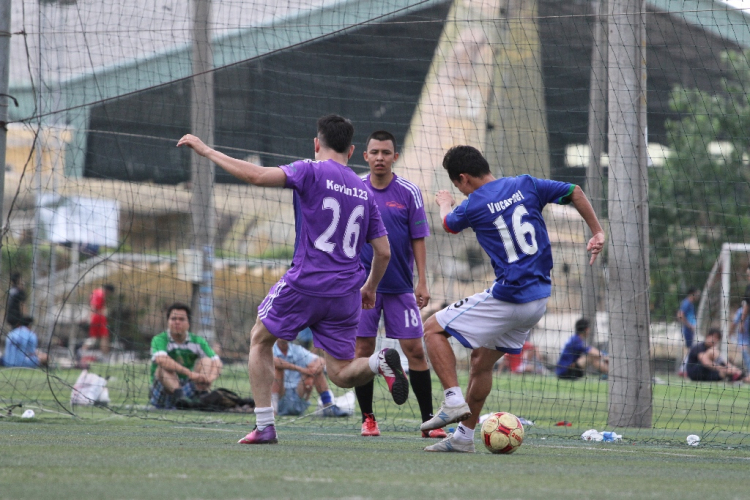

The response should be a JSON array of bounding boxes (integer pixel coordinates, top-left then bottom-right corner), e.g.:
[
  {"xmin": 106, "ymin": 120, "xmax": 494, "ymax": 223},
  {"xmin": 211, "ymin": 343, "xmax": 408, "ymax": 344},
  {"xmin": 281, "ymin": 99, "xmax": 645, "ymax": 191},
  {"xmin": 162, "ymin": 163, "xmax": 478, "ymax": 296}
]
[{"xmin": 149, "ymin": 303, "xmax": 223, "ymax": 409}]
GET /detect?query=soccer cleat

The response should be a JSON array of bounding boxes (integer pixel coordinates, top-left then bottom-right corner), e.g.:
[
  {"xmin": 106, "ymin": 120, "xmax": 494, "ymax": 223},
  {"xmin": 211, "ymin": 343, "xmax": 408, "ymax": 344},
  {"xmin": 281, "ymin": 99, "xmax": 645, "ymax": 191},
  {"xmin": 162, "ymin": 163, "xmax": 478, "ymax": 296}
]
[
  {"xmin": 422, "ymin": 428, "xmax": 448, "ymax": 438},
  {"xmin": 377, "ymin": 348, "xmax": 409, "ymax": 405},
  {"xmin": 361, "ymin": 413, "xmax": 381, "ymax": 436},
  {"xmin": 238, "ymin": 425, "xmax": 278, "ymax": 445},
  {"xmin": 420, "ymin": 401, "xmax": 471, "ymax": 431},
  {"xmin": 423, "ymin": 433, "xmax": 475, "ymax": 453},
  {"xmin": 321, "ymin": 404, "xmax": 349, "ymax": 418}
]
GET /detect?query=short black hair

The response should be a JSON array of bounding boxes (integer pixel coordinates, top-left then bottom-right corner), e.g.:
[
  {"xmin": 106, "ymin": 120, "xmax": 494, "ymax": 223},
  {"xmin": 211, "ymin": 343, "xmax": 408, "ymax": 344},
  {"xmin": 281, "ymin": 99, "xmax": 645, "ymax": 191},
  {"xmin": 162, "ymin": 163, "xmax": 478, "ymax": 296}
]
[
  {"xmin": 442, "ymin": 145, "xmax": 491, "ymax": 182},
  {"xmin": 317, "ymin": 114, "xmax": 354, "ymax": 154},
  {"xmin": 365, "ymin": 130, "xmax": 397, "ymax": 152},
  {"xmin": 104, "ymin": 284, "xmax": 116, "ymax": 293},
  {"xmin": 686, "ymin": 287, "xmax": 698, "ymax": 296},
  {"xmin": 575, "ymin": 318, "xmax": 590, "ymax": 334},
  {"xmin": 707, "ymin": 327, "xmax": 722, "ymax": 339},
  {"xmin": 166, "ymin": 302, "xmax": 191, "ymax": 323},
  {"xmin": 19, "ymin": 316, "xmax": 33, "ymax": 327},
  {"xmin": 10, "ymin": 272, "xmax": 21, "ymax": 285}
]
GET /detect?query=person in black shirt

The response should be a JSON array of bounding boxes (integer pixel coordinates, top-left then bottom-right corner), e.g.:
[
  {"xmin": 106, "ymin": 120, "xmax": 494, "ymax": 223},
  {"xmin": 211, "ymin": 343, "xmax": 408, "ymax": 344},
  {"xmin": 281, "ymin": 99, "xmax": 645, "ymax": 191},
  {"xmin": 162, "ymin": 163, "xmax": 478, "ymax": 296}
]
[
  {"xmin": 5, "ymin": 272, "xmax": 27, "ymax": 329},
  {"xmin": 686, "ymin": 328, "xmax": 748, "ymax": 382}
]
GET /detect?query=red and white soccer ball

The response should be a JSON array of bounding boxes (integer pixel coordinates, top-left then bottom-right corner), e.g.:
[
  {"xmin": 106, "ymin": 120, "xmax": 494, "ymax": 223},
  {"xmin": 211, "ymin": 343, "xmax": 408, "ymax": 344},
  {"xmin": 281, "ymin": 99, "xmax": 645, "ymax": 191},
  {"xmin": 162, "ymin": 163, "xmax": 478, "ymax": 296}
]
[{"xmin": 480, "ymin": 411, "xmax": 524, "ymax": 454}]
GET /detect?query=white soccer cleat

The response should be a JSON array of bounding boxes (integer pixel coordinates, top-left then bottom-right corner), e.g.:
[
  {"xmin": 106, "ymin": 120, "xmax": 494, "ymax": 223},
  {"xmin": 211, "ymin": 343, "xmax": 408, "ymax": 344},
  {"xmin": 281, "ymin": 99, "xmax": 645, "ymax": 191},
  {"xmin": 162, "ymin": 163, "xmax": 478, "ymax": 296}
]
[
  {"xmin": 423, "ymin": 433, "xmax": 475, "ymax": 453},
  {"xmin": 420, "ymin": 401, "xmax": 471, "ymax": 431}
]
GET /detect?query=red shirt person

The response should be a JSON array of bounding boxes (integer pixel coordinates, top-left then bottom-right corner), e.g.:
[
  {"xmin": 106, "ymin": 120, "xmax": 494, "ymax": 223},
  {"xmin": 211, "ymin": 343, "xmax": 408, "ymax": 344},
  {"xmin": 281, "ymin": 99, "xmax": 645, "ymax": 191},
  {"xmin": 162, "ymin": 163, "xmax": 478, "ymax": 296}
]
[{"xmin": 89, "ymin": 284, "xmax": 115, "ymax": 355}]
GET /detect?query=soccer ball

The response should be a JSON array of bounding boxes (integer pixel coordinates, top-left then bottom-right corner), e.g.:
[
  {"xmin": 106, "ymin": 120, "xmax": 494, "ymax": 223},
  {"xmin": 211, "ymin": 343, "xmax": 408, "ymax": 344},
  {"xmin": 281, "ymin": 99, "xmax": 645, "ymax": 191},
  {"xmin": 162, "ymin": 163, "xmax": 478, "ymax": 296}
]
[{"xmin": 480, "ymin": 411, "xmax": 524, "ymax": 454}]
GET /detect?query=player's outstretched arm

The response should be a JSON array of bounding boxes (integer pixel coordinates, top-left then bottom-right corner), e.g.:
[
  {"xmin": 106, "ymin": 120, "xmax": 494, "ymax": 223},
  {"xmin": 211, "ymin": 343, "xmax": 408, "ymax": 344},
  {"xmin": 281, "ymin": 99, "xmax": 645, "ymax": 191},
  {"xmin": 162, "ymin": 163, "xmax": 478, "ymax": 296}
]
[
  {"xmin": 177, "ymin": 134, "xmax": 286, "ymax": 187},
  {"xmin": 435, "ymin": 190, "xmax": 456, "ymax": 233},
  {"xmin": 361, "ymin": 235, "xmax": 391, "ymax": 309},
  {"xmin": 570, "ymin": 186, "xmax": 605, "ymax": 265}
]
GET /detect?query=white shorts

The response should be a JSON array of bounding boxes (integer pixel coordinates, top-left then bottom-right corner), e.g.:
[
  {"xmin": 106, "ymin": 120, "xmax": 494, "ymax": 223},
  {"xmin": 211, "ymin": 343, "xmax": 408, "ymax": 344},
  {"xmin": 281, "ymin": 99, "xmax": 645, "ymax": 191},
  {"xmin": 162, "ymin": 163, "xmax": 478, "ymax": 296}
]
[{"xmin": 435, "ymin": 290, "xmax": 547, "ymax": 353}]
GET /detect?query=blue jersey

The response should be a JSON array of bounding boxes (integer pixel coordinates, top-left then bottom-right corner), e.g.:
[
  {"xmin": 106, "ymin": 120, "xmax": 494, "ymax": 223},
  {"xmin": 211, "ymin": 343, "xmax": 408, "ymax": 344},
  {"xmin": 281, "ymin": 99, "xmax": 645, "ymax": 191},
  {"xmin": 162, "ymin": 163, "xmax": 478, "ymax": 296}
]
[
  {"xmin": 679, "ymin": 297, "xmax": 696, "ymax": 336},
  {"xmin": 360, "ymin": 174, "xmax": 430, "ymax": 293},
  {"xmin": 2, "ymin": 326, "xmax": 40, "ymax": 368},
  {"xmin": 273, "ymin": 343, "xmax": 317, "ymax": 391},
  {"xmin": 444, "ymin": 175, "xmax": 575, "ymax": 304},
  {"xmin": 556, "ymin": 334, "xmax": 591, "ymax": 376}
]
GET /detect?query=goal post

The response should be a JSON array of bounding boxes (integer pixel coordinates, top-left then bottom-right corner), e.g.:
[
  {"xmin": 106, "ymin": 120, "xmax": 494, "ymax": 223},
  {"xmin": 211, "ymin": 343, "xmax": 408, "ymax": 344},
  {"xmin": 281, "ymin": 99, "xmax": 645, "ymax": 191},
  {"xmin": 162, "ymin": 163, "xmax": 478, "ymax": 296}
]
[{"xmin": 696, "ymin": 243, "xmax": 750, "ymax": 362}]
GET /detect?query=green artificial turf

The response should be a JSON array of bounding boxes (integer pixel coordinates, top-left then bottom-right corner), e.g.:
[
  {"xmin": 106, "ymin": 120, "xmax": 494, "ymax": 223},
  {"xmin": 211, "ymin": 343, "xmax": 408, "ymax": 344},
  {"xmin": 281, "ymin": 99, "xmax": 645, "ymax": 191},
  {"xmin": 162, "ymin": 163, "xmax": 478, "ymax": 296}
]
[{"xmin": 2, "ymin": 416, "xmax": 749, "ymax": 500}]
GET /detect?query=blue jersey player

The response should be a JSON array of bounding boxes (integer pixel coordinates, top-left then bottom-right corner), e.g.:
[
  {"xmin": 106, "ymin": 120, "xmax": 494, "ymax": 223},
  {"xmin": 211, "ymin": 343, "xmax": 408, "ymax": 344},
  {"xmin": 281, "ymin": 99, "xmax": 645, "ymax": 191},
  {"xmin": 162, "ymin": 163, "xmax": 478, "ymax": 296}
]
[{"xmin": 421, "ymin": 145, "xmax": 605, "ymax": 453}]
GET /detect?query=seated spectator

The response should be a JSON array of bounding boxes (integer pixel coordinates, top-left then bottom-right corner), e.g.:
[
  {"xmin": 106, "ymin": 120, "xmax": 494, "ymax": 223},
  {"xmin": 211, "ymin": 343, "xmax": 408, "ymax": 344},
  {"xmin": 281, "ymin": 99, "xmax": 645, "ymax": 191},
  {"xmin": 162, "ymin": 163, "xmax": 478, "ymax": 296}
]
[
  {"xmin": 272, "ymin": 338, "xmax": 347, "ymax": 417},
  {"xmin": 149, "ymin": 303, "xmax": 222, "ymax": 409},
  {"xmin": 556, "ymin": 318, "xmax": 608, "ymax": 379},
  {"xmin": 1, "ymin": 316, "xmax": 48, "ymax": 368},
  {"xmin": 686, "ymin": 328, "xmax": 749, "ymax": 382}
]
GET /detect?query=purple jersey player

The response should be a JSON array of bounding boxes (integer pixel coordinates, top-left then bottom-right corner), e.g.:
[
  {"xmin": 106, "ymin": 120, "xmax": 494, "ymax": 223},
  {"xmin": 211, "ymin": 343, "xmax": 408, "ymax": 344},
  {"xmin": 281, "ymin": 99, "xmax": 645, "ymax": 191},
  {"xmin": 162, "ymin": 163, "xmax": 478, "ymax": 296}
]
[
  {"xmin": 177, "ymin": 115, "xmax": 410, "ymax": 445},
  {"xmin": 354, "ymin": 130, "xmax": 445, "ymax": 439}
]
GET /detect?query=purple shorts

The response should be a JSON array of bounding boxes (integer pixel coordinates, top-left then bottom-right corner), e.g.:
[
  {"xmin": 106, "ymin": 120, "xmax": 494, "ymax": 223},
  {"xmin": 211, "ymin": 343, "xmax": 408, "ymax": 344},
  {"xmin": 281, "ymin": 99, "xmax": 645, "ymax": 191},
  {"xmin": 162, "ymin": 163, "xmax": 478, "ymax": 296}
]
[
  {"xmin": 258, "ymin": 278, "xmax": 361, "ymax": 360},
  {"xmin": 357, "ymin": 292, "xmax": 423, "ymax": 340}
]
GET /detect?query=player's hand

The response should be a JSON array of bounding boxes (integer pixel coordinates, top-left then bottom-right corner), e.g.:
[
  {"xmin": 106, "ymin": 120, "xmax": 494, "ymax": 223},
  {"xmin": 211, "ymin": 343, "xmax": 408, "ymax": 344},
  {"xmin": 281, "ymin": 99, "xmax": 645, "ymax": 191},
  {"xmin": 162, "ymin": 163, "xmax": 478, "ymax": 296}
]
[
  {"xmin": 587, "ymin": 232, "xmax": 605, "ymax": 265},
  {"xmin": 361, "ymin": 285, "xmax": 377, "ymax": 310},
  {"xmin": 435, "ymin": 190, "xmax": 455, "ymax": 208},
  {"xmin": 415, "ymin": 281, "xmax": 431, "ymax": 309},
  {"xmin": 188, "ymin": 371, "xmax": 210, "ymax": 385},
  {"xmin": 177, "ymin": 134, "xmax": 211, "ymax": 157}
]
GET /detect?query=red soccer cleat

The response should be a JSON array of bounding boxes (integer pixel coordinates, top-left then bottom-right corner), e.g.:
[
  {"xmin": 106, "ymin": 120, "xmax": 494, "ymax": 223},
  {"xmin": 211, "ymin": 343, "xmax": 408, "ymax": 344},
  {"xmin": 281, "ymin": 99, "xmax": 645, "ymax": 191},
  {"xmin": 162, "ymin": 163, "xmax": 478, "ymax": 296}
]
[
  {"xmin": 422, "ymin": 428, "xmax": 448, "ymax": 438},
  {"xmin": 361, "ymin": 413, "xmax": 381, "ymax": 436}
]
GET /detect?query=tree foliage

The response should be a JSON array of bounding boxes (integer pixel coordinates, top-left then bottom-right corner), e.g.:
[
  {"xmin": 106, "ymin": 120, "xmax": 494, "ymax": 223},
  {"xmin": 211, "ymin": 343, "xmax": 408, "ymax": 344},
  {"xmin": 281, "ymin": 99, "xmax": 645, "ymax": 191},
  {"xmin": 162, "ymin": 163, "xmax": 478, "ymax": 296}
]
[{"xmin": 650, "ymin": 50, "xmax": 750, "ymax": 320}]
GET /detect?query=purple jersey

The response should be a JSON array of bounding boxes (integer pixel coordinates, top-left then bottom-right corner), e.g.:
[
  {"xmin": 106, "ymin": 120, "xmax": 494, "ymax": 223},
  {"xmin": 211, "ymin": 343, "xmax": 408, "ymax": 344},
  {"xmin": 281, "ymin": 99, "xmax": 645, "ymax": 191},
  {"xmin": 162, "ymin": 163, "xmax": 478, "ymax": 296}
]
[
  {"xmin": 280, "ymin": 159, "xmax": 387, "ymax": 297},
  {"xmin": 359, "ymin": 174, "xmax": 430, "ymax": 294}
]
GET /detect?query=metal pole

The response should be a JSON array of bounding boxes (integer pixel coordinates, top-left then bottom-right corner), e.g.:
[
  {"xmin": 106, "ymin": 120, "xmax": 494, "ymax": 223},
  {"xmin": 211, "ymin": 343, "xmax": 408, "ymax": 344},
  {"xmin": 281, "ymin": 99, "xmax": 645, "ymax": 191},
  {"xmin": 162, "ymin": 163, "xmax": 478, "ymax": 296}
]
[
  {"xmin": 30, "ymin": 3, "xmax": 44, "ymax": 318},
  {"xmin": 0, "ymin": 0, "xmax": 11, "ymax": 269},
  {"xmin": 606, "ymin": 0, "xmax": 652, "ymax": 428},
  {"xmin": 190, "ymin": 0, "xmax": 215, "ymax": 342},
  {"xmin": 720, "ymin": 245, "xmax": 730, "ymax": 362},
  {"xmin": 582, "ymin": 0, "xmax": 608, "ymax": 337}
]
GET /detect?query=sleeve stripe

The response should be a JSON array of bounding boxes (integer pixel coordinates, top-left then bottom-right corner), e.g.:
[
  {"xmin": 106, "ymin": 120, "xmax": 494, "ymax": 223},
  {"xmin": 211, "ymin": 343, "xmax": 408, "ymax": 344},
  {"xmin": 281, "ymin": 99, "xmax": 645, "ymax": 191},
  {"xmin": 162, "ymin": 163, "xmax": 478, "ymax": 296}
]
[
  {"xmin": 443, "ymin": 215, "xmax": 460, "ymax": 234},
  {"xmin": 396, "ymin": 178, "xmax": 424, "ymax": 208},
  {"xmin": 151, "ymin": 350, "xmax": 168, "ymax": 361},
  {"xmin": 557, "ymin": 184, "xmax": 576, "ymax": 204}
]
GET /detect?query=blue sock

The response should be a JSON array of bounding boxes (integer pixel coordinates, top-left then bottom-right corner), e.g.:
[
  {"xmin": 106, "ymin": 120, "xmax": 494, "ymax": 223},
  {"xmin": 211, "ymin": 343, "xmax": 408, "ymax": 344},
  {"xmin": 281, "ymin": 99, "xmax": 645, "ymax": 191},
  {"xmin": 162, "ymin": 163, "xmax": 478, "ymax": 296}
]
[{"xmin": 321, "ymin": 390, "xmax": 333, "ymax": 406}]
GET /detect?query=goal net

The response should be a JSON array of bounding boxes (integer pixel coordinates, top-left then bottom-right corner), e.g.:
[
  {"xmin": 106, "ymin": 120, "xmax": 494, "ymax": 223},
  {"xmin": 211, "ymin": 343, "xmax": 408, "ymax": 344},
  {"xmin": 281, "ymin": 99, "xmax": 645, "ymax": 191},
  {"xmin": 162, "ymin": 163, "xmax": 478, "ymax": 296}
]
[{"xmin": 2, "ymin": 0, "xmax": 750, "ymax": 447}]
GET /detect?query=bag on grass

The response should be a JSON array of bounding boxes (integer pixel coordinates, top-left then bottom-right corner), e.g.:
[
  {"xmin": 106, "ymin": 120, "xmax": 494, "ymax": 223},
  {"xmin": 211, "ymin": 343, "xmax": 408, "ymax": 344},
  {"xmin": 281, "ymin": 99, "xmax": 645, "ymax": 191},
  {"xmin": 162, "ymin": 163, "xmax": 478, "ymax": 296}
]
[
  {"xmin": 70, "ymin": 369, "xmax": 110, "ymax": 406},
  {"xmin": 175, "ymin": 388, "xmax": 255, "ymax": 412}
]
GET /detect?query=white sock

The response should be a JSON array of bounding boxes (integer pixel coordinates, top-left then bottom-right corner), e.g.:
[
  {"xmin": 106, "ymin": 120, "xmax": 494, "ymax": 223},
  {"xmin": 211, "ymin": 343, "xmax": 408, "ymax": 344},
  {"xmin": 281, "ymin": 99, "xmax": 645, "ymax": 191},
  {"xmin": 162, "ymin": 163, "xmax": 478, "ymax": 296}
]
[
  {"xmin": 368, "ymin": 351, "xmax": 381, "ymax": 374},
  {"xmin": 444, "ymin": 386, "xmax": 465, "ymax": 406},
  {"xmin": 454, "ymin": 423, "xmax": 474, "ymax": 442},
  {"xmin": 255, "ymin": 407, "xmax": 275, "ymax": 430}
]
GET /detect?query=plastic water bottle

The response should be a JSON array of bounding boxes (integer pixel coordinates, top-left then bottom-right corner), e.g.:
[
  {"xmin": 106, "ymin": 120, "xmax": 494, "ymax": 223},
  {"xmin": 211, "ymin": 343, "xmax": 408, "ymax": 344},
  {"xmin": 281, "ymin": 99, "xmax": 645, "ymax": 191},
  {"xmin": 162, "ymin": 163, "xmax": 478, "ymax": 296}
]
[{"xmin": 602, "ymin": 431, "xmax": 621, "ymax": 442}]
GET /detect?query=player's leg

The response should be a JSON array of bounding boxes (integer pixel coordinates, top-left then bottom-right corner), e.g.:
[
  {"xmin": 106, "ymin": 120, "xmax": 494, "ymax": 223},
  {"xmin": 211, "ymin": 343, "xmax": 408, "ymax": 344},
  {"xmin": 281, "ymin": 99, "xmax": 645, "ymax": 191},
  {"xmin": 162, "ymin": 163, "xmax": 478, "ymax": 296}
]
[
  {"xmin": 313, "ymin": 291, "xmax": 409, "ymax": 405},
  {"xmin": 425, "ymin": 348, "xmax": 503, "ymax": 453},
  {"xmin": 381, "ymin": 292, "xmax": 440, "ymax": 435},
  {"xmin": 400, "ymin": 336, "xmax": 443, "ymax": 436},
  {"xmin": 354, "ymin": 295, "xmax": 381, "ymax": 433},
  {"xmin": 238, "ymin": 318, "xmax": 280, "ymax": 443},
  {"xmin": 240, "ymin": 279, "xmax": 319, "ymax": 444},
  {"xmin": 421, "ymin": 314, "xmax": 471, "ymax": 431},
  {"xmin": 100, "ymin": 334, "xmax": 111, "ymax": 356}
]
